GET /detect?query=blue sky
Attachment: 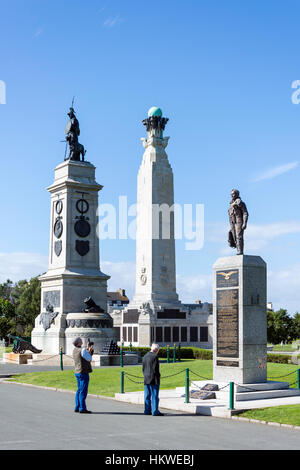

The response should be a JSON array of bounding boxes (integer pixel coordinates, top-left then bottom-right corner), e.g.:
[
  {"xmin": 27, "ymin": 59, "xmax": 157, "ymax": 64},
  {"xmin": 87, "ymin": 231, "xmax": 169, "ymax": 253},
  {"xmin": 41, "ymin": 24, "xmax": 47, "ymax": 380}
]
[{"xmin": 1, "ymin": 0, "xmax": 300, "ymax": 313}]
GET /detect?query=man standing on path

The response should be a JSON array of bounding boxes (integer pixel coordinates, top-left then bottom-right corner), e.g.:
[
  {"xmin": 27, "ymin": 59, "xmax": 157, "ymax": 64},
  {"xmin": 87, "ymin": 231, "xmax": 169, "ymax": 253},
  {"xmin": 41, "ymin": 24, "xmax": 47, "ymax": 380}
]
[
  {"xmin": 142, "ymin": 343, "xmax": 164, "ymax": 416},
  {"xmin": 72, "ymin": 337, "xmax": 93, "ymax": 414}
]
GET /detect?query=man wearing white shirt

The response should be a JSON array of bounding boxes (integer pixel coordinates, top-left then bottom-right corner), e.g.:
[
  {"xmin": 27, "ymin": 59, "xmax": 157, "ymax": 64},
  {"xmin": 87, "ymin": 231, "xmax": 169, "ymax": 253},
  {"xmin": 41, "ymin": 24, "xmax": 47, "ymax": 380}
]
[{"xmin": 72, "ymin": 337, "xmax": 93, "ymax": 414}]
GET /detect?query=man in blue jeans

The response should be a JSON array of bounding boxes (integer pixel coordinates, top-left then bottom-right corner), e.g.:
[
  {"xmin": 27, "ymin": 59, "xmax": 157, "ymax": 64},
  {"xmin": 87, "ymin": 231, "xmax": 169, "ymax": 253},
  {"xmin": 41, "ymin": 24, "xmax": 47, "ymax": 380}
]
[
  {"xmin": 142, "ymin": 343, "xmax": 164, "ymax": 416},
  {"xmin": 72, "ymin": 337, "xmax": 93, "ymax": 414}
]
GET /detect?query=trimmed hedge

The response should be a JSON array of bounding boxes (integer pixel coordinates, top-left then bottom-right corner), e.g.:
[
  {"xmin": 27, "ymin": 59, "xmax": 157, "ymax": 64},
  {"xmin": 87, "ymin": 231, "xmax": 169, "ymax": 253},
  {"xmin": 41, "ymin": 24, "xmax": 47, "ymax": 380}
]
[
  {"xmin": 122, "ymin": 346, "xmax": 213, "ymax": 360},
  {"xmin": 122, "ymin": 346, "xmax": 298, "ymax": 364},
  {"xmin": 267, "ymin": 353, "xmax": 293, "ymax": 364}
]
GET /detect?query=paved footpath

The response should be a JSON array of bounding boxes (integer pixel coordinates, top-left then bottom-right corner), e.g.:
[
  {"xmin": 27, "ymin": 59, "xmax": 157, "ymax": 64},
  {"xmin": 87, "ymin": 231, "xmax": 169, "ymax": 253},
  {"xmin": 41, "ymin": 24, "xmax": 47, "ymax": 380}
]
[{"xmin": 1, "ymin": 382, "xmax": 300, "ymax": 450}]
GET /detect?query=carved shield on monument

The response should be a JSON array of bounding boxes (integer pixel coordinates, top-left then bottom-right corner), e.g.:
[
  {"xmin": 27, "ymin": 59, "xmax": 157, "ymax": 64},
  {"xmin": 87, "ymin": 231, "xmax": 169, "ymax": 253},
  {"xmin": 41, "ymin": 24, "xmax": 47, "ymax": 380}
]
[
  {"xmin": 53, "ymin": 218, "xmax": 63, "ymax": 238},
  {"xmin": 76, "ymin": 240, "xmax": 89, "ymax": 256},
  {"xmin": 74, "ymin": 219, "xmax": 91, "ymax": 237},
  {"xmin": 40, "ymin": 309, "xmax": 59, "ymax": 331},
  {"xmin": 54, "ymin": 240, "xmax": 62, "ymax": 257}
]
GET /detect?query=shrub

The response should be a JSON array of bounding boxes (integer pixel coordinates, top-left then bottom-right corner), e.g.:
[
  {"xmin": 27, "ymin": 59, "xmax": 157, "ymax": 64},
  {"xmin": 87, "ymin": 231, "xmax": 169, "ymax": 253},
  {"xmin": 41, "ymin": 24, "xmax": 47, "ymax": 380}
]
[
  {"xmin": 122, "ymin": 345, "xmax": 212, "ymax": 360},
  {"xmin": 122, "ymin": 347, "xmax": 298, "ymax": 364},
  {"xmin": 267, "ymin": 353, "xmax": 292, "ymax": 364}
]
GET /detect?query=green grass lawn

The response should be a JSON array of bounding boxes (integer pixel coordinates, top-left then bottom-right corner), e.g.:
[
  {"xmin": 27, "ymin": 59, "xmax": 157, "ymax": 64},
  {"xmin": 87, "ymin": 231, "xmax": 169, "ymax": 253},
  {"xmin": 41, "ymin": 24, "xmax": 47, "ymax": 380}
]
[
  {"xmin": 238, "ymin": 405, "xmax": 300, "ymax": 426},
  {"xmin": 8, "ymin": 359, "xmax": 210, "ymax": 396},
  {"xmin": 8, "ymin": 359, "xmax": 300, "ymax": 394},
  {"xmin": 0, "ymin": 346, "xmax": 13, "ymax": 353},
  {"xmin": 271, "ymin": 344, "xmax": 296, "ymax": 352},
  {"xmin": 8, "ymin": 359, "xmax": 300, "ymax": 426}
]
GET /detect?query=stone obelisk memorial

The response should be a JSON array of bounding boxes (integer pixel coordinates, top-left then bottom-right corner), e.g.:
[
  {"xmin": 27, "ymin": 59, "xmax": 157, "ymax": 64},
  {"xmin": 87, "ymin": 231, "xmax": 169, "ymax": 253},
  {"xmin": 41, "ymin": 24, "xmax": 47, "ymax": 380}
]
[
  {"xmin": 115, "ymin": 106, "xmax": 189, "ymax": 346},
  {"xmin": 134, "ymin": 107, "xmax": 179, "ymax": 308},
  {"xmin": 213, "ymin": 189, "xmax": 268, "ymax": 384},
  {"xmin": 31, "ymin": 106, "xmax": 117, "ymax": 355}
]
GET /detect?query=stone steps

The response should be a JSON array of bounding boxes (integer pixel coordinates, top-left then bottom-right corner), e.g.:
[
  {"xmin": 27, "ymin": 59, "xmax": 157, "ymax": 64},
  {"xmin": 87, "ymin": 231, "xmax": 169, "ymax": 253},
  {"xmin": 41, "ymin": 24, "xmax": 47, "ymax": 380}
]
[
  {"xmin": 176, "ymin": 380, "xmax": 300, "ymax": 402},
  {"xmin": 215, "ymin": 388, "xmax": 300, "ymax": 401}
]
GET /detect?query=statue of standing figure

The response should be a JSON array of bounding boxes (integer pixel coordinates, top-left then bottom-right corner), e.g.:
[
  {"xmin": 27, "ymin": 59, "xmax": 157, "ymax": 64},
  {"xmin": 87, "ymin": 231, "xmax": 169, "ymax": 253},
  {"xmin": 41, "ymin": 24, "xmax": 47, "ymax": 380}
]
[
  {"xmin": 228, "ymin": 189, "xmax": 248, "ymax": 255},
  {"xmin": 64, "ymin": 107, "xmax": 86, "ymax": 161}
]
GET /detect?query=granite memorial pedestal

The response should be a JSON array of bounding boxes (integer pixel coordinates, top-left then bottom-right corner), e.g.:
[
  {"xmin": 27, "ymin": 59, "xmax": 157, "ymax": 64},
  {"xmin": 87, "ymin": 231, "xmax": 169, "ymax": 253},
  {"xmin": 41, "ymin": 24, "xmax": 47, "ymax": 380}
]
[{"xmin": 213, "ymin": 255, "xmax": 267, "ymax": 384}]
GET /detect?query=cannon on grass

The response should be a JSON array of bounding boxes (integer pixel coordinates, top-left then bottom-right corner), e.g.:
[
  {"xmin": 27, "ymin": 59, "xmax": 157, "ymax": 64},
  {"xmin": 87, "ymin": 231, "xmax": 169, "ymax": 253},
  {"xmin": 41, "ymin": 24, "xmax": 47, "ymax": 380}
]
[{"xmin": 7, "ymin": 334, "xmax": 42, "ymax": 354}]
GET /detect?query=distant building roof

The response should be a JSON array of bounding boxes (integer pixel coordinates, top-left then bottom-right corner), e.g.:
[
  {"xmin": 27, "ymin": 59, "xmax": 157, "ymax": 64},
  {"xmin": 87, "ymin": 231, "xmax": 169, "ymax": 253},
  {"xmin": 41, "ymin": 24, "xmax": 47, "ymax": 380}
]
[{"xmin": 107, "ymin": 288, "xmax": 129, "ymax": 304}]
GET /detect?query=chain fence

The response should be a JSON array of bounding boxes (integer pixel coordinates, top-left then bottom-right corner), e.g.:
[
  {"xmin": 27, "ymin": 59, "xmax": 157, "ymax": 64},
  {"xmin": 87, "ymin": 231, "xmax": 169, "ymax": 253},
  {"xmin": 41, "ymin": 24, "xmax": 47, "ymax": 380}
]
[
  {"xmin": 189, "ymin": 368, "xmax": 212, "ymax": 381},
  {"xmin": 190, "ymin": 380, "xmax": 230, "ymax": 392},
  {"xmin": 27, "ymin": 354, "xmax": 60, "ymax": 363},
  {"xmin": 268, "ymin": 370, "xmax": 297, "ymax": 379},
  {"xmin": 123, "ymin": 368, "xmax": 185, "ymax": 383},
  {"xmin": 4, "ymin": 348, "xmax": 300, "ymax": 408},
  {"xmin": 120, "ymin": 363, "xmax": 300, "ymax": 409}
]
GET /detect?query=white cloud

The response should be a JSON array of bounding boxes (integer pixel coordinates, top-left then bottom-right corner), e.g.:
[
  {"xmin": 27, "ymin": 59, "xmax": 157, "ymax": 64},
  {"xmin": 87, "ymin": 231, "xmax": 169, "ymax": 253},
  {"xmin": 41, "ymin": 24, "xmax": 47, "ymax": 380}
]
[
  {"xmin": 252, "ymin": 161, "xmax": 298, "ymax": 182},
  {"xmin": 245, "ymin": 221, "xmax": 300, "ymax": 251},
  {"xmin": 206, "ymin": 220, "xmax": 300, "ymax": 252},
  {"xmin": 33, "ymin": 28, "xmax": 43, "ymax": 38},
  {"xmin": 1, "ymin": 251, "xmax": 298, "ymax": 314},
  {"xmin": 103, "ymin": 260, "xmax": 213, "ymax": 304},
  {"xmin": 104, "ymin": 259, "xmax": 213, "ymax": 304},
  {"xmin": 103, "ymin": 15, "xmax": 125, "ymax": 28},
  {"xmin": 102, "ymin": 260, "xmax": 135, "ymax": 298},
  {"xmin": 0, "ymin": 254, "xmax": 136, "ymax": 296},
  {"xmin": 0, "ymin": 252, "xmax": 48, "ymax": 283},
  {"xmin": 206, "ymin": 222, "xmax": 300, "ymax": 312},
  {"xmin": 206, "ymin": 222, "xmax": 227, "ymax": 244},
  {"xmin": 268, "ymin": 264, "xmax": 300, "ymax": 313},
  {"xmin": 177, "ymin": 264, "xmax": 300, "ymax": 313},
  {"xmin": 176, "ymin": 273, "xmax": 213, "ymax": 304}
]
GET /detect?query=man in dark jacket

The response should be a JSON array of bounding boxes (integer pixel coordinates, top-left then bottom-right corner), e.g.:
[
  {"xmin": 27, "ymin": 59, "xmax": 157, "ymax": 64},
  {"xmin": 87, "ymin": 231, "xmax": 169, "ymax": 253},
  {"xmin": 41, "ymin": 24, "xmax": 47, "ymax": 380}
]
[
  {"xmin": 142, "ymin": 343, "xmax": 164, "ymax": 416},
  {"xmin": 72, "ymin": 337, "xmax": 93, "ymax": 414}
]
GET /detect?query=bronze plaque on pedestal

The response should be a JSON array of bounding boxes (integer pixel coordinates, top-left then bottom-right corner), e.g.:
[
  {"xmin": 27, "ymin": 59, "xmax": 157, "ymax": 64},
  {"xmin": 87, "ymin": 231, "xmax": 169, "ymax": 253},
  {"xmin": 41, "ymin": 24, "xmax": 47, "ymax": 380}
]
[
  {"xmin": 217, "ymin": 288, "xmax": 239, "ymax": 358},
  {"xmin": 216, "ymin": 360, "xmax": 239, "ymax": 367},
  {"xmin": 216, "ymin": 269, "xmax": 239, "ymax": 288}
]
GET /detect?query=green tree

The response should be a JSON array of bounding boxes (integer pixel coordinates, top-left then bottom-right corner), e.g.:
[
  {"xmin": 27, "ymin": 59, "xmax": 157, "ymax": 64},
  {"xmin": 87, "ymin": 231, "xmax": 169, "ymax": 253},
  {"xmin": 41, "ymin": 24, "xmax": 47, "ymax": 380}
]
[
  {"xmin": 12, "ymin": 277, "xmax": 41, "ymax": 336},
  {"xmin": 0, "ymin": 279, "xmax": 14, "ymax": 299},
  {"xmin": 0, "ymin": 297, "xmax": 16, "ymax": 338},
  {"xmin": 267, "ymin": 308, "xmax": 296, "ymax": 344},
  {"xmin": 292, "ymin": 312, "xmax": 300, "ymax": 340},
  {"xmin": 11, "ymin": 279, "xmax": 29, "ymax": 309}
]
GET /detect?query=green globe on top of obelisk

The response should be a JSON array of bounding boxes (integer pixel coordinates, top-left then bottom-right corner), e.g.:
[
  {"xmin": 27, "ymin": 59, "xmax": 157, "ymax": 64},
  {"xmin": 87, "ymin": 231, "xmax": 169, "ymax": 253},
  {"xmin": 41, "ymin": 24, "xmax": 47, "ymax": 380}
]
[{"xmin": 148, "ymin": 106, "xmax": 163, "ymax": 117}]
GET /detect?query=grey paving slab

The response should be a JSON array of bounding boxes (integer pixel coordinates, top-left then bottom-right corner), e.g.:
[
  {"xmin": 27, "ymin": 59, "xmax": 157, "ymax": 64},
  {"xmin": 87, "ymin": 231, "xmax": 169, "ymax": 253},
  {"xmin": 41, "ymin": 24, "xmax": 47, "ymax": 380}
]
[
  {"xmin": 1, "ymin": 382, "xmax": 300, "ymax": 450},
  {"xmin": 115, "ymin": 379, "xmax": 300, "ymax": 418},
  {"xmin": 0, "ymin": 362, "xmax": 73, "ymax": 376}
]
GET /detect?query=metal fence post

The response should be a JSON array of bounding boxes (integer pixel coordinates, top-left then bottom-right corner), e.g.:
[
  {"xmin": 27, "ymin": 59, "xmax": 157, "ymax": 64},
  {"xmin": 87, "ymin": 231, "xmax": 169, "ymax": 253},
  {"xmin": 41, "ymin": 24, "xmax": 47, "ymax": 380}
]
[
  {"xmin": 173, "ymin": 344, "xmax": 176, "ymax": 363},
  {"xmin": 185, "ymin": 368, "xmax": 190, "ymax": 403},
  {"xmin": 297, "ymin": 369, "xmax": 300, "ymax": 389},
  {"xmin": 60, "ymin": 347, "xmax": 64, "ymax": 371},
  {"xmin": 120, "ymin": 345, "xmax": 124, "ymax": 368},
  {"xmin": 229, "ymin": 382, "xmax": 234, "ymax": 410},
  {"xmin": 120, "ymin": 371, "xmax": 124, "ymax": 393}
]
